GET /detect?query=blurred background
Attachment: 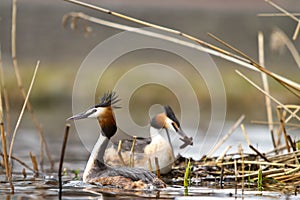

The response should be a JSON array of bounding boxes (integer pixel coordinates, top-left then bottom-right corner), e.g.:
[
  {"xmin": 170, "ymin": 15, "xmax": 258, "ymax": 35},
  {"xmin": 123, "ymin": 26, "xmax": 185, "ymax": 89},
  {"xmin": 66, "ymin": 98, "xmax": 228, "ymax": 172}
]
[{"xmin": 0, "ymin": 0, "xmax": 299, "ymax": 163}]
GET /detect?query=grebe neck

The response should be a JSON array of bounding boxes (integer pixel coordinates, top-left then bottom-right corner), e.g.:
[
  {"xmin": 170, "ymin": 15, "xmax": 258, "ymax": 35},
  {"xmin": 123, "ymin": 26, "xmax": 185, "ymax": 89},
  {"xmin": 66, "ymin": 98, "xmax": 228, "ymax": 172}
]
[
  {"xmin": 83, "ymin": 131, "xmax": 109, "ymax": 181},
  {"xmin": 150, "ymin": 126, "xmax": 175, "ymax": 159},
  {"xmin": 149, "ymin": 126, "xmax": 163, "ymax": 139}
]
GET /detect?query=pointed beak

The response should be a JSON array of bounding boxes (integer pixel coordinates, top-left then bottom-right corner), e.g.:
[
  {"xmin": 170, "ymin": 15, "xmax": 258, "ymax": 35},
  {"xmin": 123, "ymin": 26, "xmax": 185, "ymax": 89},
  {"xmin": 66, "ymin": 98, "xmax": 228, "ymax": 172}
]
[
  {"xmin": 67, "ymin": 108, "xmax": 96, "ymax": 121},
  {"xmin": 177, "ymin": 128, "xmax": 193, "ymax": 149}
]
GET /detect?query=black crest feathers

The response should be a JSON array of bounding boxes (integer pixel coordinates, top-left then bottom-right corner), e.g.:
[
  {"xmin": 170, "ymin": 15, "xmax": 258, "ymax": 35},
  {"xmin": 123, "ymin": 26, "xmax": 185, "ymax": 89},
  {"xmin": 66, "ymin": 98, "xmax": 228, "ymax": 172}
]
[
  {"xmin": 95, "ymin": 91, "xmax": 121, "ymax": 109},
  {"xmin": 164, "ymin": 105, "xmax": 181, "ymax": 128}
]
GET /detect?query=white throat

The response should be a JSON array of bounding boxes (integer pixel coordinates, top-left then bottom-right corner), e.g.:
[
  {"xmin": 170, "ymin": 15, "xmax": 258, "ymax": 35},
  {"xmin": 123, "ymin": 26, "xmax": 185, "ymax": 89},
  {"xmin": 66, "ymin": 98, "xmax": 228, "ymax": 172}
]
[
  {"xmin": 147, "ymin": 126, "xmax": 175, "ymax": 173},
  {"xmin": 83, "ymin": 133, "xmax": 109, "ymax": 181},
  {"xmin": 150, "ymin": 126, "xmax": 171, "ymax": 146}
]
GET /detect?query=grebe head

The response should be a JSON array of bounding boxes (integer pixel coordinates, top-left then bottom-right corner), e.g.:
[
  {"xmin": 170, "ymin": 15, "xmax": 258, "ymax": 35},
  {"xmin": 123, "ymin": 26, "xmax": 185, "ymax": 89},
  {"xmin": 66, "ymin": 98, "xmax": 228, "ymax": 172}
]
[
  {"xmin": 67, "ymin": 92, "xmax": 120, "ymax": 139},
  {"xmin": 150, "ymin": 105, "xmax": 193, "ymax": 148}
]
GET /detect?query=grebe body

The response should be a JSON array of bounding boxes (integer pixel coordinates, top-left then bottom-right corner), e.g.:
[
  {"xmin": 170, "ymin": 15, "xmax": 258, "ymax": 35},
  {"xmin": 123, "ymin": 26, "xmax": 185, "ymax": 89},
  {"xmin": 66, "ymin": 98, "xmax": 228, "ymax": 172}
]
[
  {"xmin": 104, "ymin": 106, "xmax": 193, "ymax": 174},
  {"xmin": 68, "ymin": 92, "xmax": 165, "ymax": 189}
]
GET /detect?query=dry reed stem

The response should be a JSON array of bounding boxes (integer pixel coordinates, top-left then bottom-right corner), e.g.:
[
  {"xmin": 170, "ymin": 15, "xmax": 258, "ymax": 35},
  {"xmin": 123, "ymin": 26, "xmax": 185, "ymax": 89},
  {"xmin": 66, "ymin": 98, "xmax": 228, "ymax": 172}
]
[
  {"xmin": 9, "ymin": 61, "xmax": 40, "ymax": 163},
  {"xmin": 264, "ymin": 0, "xmax": 300, "ymax": 40},
  {"xmin": 275, "ymin": 108, "xmax": 283, "ymax": 147},
  {"xmin": 277, "ymin": 105, "xmax": 300, "ymax": 123},
  {"xmin": 264, "ymin": 0, "xmax": 299, "ymax": 22},
  {"xmin": 229, "ymin": 168, "xmax": 283, "ymax": 180},
  {"xmin": 59, "ymin": 124, "xmax": 70, "ymax": 198},
  {"xmin": 290, "ymin": 141, "xmax": 299, "ymax": 164},
  {"xmin": 63, "ymin": 0, "xmax": 245, "ymax": 63},
  {"xmin": 265, "ymin": 142, "xmax": 297, "ymax": 155},
  {"xmin": 251, "ymin": 121, "xmax": 300, "ymax": 132},
  {"xmin": 154, "ymin": 157, "xmax": 161, "ymax": 178},
  {"xmin": 0, "ymin": 153, "xmax": 37, "ymax": 173},
  {"xmin": 0, "ymin": 70, "xmax": 3, "ymax": 124},
  {"xmin": 63, "ymin": 1, "xmax": 300, "ymax": 95},
  {"xmin": 274, "ymin": 155, "xmax": 298, "ymax": 165},
  {"xmin": 117, "ymin": 140, "xmax": 126, "ymax": 166},
  {"xmin": 29, "ymin": 152, "xmax": 39, "ymax": 177},
  {"xmin": 293, "ymin": 21, "xmax": 300, "ymax": 40},
  {"xmin": 258, "ymin": 32, "xmax": 275, "ymax": 148},
  {"xmin": 0, "ymin": 49, "xmax": 10, "ymax": 135},
  {"xmin": 266, "ymin": 166, "xmax": 300, "ymax": 179},
  {"xmin": 240, "ymin": 124, "xmax": 251, "ymax": 146},
  {"xmin": 268, "ymin": 155, "xmax": 299, "ymax": 165},
  {"xmin": 258, "ymin": 13, "xmax": 300, "ymax": 17},
  {"xmin": 285, "ymin": 108, "xmax": 300, "ymax": 123},
  {"xmin": 279, "ymin": 173, "xmax": 300, "ymax": 182},
  {"xmin": 11, "ymin": 0, "xmax": 17, "ymax": 63},
  {"xmin": 236, "ymin": 70, "xmax": 300, "ymax": 121},
  {"xmin": 292, "ymin": 179, "xmax": 300, "ymax": 185},
  {"xmin": 208, "ymin": 33, "xmax": 300, "ymax": 97},
  {"xmin": 278, "ymin": 110, "xmax": 291, "ymax": 153},
  {"xmin": 200, "ymin": 143, "xmax": 300, "ymax": 188},
  {"xmin": 11, "ymin": 0, "xmax": 53, "ymax": 168},
  {"xmin": 249, "ymin": 145, "xmax": 270, "ymax": 162},
  {"xmin": 62, "ymin": 12, "xmax": 250, "ymax": 69},
  {"xmin": 247, "ymin": 168, "xmax": 285, "ymax": 180},
  {"xmin": 287, "ymin": 135, "xmax": 296, "ymax": 151},
  {"xmin": 63, "ymin": 10, "xmax": 300, "ymax": 95},
  {"xmin": 148, "ymin": 158, "xmax": 153, "ymax": 172},
  {"xmin": 220, "ymin": 166, "xmax": 224, "ymax": 189},
  {"xmin": 216, "ymin": 145, "xmax": 232, "ymax": 162},
  {"xmin": 22, "ymin": 168, "xmax": 26, "ymax": 179},
  {"xmin": 221, "ymin": 160, "xmax": 298, "ymax": 168},
  {"xmin": 268, "ymin": 149, "xmax": 300, "ymax": 161},
  {"xmin": 238, "ymin": 144, "xmax": 245, "ymax": 195},
  {"xmin": 234, "ymin": 159, "xmax": 238, "ymax": 195},
  {"xmin": 206, "ymin": 115, "xmax": 245, "ymax": 158},
  {"xmin": 129, "ymin": 136, "xmax": 137, "ymax": 167},
  {"xmin": 1, "ymin": 123, "xmax": 10, "ymax": 180},
  {"xmin": 0, "ymin": 62, "xmax": 2, "ymax": 130}
]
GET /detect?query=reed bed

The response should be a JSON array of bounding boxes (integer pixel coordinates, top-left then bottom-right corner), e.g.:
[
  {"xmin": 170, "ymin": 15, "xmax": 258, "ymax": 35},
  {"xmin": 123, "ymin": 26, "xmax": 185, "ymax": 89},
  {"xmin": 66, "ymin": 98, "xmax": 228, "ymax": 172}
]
[
  {"xmin": 61, "ymin": 0, "xmax": 300, "ymax": 194},
  {"xmin": 168, "ymin": 148, "xmax": 300, "ymax": 193},
  {"xmin": 164, "ymin": 104, "xmax": 300, "ymax": 193},
  {"xmin": 168, "ymin": 104, "xmax": 300, "ymax": 192}
]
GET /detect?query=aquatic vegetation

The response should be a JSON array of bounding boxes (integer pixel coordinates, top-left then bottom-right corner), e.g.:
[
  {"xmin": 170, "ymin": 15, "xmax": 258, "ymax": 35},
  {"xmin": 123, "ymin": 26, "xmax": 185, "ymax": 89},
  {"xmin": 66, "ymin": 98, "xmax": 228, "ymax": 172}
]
[{"xmin": 184, "ymin": 158, "xmax": 191, "ymax": 195}]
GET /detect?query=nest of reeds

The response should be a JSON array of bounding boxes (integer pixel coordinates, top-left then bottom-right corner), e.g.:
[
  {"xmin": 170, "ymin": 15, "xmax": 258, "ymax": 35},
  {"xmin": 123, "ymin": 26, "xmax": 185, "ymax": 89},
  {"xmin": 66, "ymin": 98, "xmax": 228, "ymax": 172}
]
[
  {"xmin": 163, "ymin": 105, "xmax": 300, "ymax": 193},
  {"xmin": 167, "ymin": 150, "xmax": 300, "ymax": 193}
]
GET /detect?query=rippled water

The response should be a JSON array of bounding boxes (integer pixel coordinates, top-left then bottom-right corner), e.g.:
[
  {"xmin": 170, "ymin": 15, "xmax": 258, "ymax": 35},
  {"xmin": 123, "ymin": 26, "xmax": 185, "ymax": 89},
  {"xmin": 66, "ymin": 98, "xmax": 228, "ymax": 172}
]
[
  {"xmin": 1, "ymin": 124, "xmax": 298, "ymax": 199},
  {"xmin": 1, "ymin": 162, "xmax": 298, "ymax": 199},
  {"xmin": 0, "ymin": 176, "xmax": 295, "ymax": 200}
]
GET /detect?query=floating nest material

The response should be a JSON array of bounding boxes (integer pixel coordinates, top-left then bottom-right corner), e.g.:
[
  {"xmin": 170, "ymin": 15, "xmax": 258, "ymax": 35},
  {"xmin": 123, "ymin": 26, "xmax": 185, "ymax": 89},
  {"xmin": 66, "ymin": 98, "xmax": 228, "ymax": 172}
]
[{"xmin": 164, "ymin": 149, "xmax": 300, "ymax": 194}]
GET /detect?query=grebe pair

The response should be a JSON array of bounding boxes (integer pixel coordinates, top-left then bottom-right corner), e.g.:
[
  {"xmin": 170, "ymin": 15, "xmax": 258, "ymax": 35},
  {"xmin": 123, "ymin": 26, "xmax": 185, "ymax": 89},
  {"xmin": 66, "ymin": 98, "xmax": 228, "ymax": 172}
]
[{"xmin": 67, "ymin": 92, "xmax": 192, "ymax": 189}]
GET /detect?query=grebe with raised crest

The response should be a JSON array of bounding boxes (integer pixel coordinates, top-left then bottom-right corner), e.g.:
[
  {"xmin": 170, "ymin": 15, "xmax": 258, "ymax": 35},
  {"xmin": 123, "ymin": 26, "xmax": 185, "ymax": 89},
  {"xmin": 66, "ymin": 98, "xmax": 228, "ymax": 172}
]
[{"xmin": 67, "ymin": 92, "xmax": 166, "ymax": 189}]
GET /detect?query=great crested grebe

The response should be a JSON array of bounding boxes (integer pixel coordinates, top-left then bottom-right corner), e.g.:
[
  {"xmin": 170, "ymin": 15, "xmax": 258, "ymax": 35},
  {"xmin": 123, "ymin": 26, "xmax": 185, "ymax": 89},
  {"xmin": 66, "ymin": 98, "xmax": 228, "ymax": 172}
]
[
  {"xmin": 67, "ymin": 92, "xmax": 165, "ymax": 189},
  {"xmin": 104, "ymin": 105, "xmax": 193, "ymax": 174}
]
